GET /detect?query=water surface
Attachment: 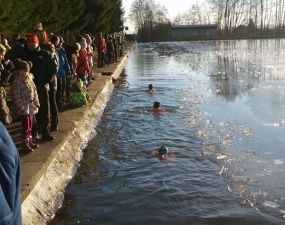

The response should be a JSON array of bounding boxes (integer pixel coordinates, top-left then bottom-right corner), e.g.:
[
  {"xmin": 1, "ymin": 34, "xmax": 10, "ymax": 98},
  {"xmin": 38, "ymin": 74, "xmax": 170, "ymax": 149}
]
[{"xmin": 49, "ymin": 39, "xmax": 285, "ymax": 225}]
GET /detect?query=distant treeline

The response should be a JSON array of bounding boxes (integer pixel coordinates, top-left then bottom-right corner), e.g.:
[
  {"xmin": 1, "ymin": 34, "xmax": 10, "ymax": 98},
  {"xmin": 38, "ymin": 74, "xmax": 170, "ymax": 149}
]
[
  {"xmin": 129, "ymin": 0, "xmax": 285, "ymax": 42},
  {"xmin": 0, "ymin": 0, "xmax": 124, "ymax": 40}
]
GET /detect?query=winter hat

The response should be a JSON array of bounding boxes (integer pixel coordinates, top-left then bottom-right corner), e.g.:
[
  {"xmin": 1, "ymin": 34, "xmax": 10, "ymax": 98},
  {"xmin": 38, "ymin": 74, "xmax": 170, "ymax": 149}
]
[
  {"xmin": 33, "ymin": 22, "xmax": 43, "ymax": 31},
  {"xmin": 26, "ymin": 34, "xmax": 39, "ymax": 44},
  {"xmin": 59, "ymin": 36, "xmax": 64, "ymax": 43},
  {"xmin": 76, "ymin": 78, "xmax": 84, "ymax": 88},
  {"xmin": 2, "ymin": 39, "xmax": 8, "ymax": 45},
  {"xmin": 159, "ymin": 146, "xmax": 169, "ymax": 155},
  {"xmin": 15, "ymin": 58, "xmax": 33, "ymax": 72},
  {"xmin": 158, "ymin": 146, "xmax": 168, "ymax": 155},
  {"xmin": 73, "ymin": 42, "xmax": 81, "ymax": 52},
  {"xmin": 85, "ymin": 34, "xmax": 92, "ymax": 45},
  {"xmin": 79, "ymin": 38, "xmax": 87, "ymax": 49}
]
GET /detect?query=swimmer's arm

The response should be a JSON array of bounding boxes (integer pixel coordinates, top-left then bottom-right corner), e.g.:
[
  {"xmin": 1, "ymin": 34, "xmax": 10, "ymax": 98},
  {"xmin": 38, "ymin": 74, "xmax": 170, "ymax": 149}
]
[
  {"xmin": 168, "ymin": 152, "xmax": 177, "ymax": 157},
  {"xmin": 151, "ymin": 149, "xmax": 159, "ymax": 156}
]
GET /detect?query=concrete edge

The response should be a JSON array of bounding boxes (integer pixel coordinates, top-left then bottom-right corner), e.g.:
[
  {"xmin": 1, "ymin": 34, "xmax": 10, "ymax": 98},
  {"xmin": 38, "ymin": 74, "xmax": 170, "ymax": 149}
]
[{"xmin": 21, "ymin": 47, "xmax": 132, "ymax": 225}]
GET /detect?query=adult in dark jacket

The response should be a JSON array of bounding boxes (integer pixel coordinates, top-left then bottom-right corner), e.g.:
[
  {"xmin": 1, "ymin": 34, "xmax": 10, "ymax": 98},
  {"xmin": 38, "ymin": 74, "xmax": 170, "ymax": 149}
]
[
  {"xmin": 5, "ymin": 38, "xmax": 26, "ymax": 62},
  {"xmin": 42, "ymin": 38, "xmax": 59, "ymax": 131},
  {"xmin": 106, "ymin": 35, "xmax": 114, "ymax": 65},
  {"xmin": 112, "ymin": 33, "xmax": 119, "ymax": 63},
  {"xmin": 0, "ymin": 122, "xmax": 22, "ymax": 225},
  {"xmin": 17, "ymin": 34, "xmax": 58, "ymax": 141}
]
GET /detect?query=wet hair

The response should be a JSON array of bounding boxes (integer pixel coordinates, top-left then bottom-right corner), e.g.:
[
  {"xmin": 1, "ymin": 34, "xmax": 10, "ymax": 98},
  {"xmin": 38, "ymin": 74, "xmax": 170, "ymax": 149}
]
[
  {"xmin": 153, "ymin": 101, "xmax": 160, "ymax": 108},
  {"xmin": 148, "ymin": 84, "xmax": 153, "ymax": 89}
]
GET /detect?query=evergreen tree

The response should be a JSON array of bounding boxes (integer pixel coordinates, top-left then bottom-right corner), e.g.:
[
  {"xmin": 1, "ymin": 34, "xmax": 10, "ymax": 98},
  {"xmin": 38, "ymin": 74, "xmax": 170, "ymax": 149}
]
[{"xmin": 0, "ymin": 0, "xmax": 124, "ymax": 37}]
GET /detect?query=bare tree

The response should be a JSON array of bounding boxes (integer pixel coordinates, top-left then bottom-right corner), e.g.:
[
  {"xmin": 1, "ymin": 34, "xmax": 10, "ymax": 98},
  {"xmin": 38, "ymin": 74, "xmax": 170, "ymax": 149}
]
[{"xmin": 129, "ymin": 0, "xmax": 170, "ymax": 41}]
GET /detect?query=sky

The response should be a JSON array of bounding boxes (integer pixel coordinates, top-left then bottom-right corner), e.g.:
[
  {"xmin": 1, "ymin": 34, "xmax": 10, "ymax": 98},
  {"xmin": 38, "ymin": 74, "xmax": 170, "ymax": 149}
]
[{"xmin": 122, "ymin": 0, "xmax": 197, "ymax": 33}]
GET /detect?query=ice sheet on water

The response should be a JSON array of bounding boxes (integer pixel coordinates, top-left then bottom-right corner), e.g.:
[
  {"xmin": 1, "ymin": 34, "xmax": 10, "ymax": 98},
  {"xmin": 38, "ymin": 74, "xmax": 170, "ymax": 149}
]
[
  {"xmin": 219, "ymin": 121, "xmax": 229, "ymax": 126},
  {"xmin": 217, "ymin": 154, "xmax": 227, "ymax": 160},
  {"xmin": 256, "ymin": 160, "xmax": 267, "ymax": 164},
  {"xmin": 222, "ymin": 140, "xmax": 232, "ymax": 147},
  {"xmin": 232, "ymin": 176, "xmax": 250, "ymax": 183},
  {"xmin": 250, "ymin": 191, "xmax": 269, "ymax": 198},
  {"xmin": 261, "ymin": 123, "xmax": 281, "ymax": 126},
  {"xmin": 262, "ymin": 151, "xmax": 273, "ymax": 155},
  {"xmin": 273, "ymin": 159, "xmax": 284, "ymax": 165},
  {"xmin": 263, "ymin": 200, "xmax": 279, "ymax": 208}
]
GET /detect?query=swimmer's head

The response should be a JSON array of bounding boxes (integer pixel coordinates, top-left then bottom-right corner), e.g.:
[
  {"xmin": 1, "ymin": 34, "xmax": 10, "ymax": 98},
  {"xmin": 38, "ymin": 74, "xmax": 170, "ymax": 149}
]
[
  {"xmin": 148, "ymin": 84, "xmax": 153, "ymax": 90},
  {"xmin": 153, "ymin": 101, "xmax": 160, "ymax": 108},
  {"xmin": 158, "ymin": 146, "xmax": 168, "ymax": 155}
]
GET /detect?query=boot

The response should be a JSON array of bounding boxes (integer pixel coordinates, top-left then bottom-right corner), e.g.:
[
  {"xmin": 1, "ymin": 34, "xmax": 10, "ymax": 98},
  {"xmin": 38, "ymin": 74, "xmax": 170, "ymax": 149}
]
[
  {"xmin": 29, "ymin": 138, "xmax": 39, "ymax": 149},
  {"xmin": 22, "ymin": 139, "xmax": 33, "ymax": 152},
  {"xmin": 42, "ymin": 132, "xmax": 55, "ymax": 141},
  {"xmin": 50, "ymin": 124, "xmax": 58, "ymax": 132}
]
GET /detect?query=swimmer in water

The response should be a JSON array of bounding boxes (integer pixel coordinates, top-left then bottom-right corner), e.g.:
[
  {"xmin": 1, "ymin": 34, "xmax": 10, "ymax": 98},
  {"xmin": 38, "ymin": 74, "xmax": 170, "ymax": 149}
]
[
  {"xmin": 148, "ymin": 84, "xmax": 156, "ymax": 92},
  {"xmin": 151, "ymin": 146, "xmax": 176, "ymax": 160},
  {"xmin": 150, "ymin": 101, "xmax": 165, "ymax": 113}
]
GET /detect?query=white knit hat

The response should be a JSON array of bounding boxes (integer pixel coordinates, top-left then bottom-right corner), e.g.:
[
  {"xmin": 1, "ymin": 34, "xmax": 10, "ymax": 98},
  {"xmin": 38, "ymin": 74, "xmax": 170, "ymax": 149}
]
[{"xmin": 79, "ymin": 38, "xmax": 87, "ymax": 49}]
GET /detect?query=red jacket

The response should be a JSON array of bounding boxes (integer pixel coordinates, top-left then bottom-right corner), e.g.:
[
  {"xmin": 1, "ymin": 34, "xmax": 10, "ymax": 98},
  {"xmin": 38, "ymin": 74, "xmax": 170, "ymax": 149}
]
[
  {"xmin": 76, "ymin": 48, "xmax": 90, "ymax": 74},
  {"xmin": 95, "ymin": 38, "xmax": 106, "ymax": 53}
]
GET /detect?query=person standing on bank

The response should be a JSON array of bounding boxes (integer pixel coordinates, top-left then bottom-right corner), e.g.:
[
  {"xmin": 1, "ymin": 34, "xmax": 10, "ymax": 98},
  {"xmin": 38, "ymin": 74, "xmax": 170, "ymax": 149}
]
[
  {"xmin": 40, "ymin": 38, "xmax": 59, "ymax": 131},
  {"xmin": 17, "ymin": 34, "xmax": 58, "ymax": 141},
  {"xmin": 95, "ymin": 33, "xmax": 106, "ymax": 68},
  {"xmin": 0, "ymin": 122, "xmax": 22, "ymax": 224},
  {"xmin": 57, "ymin": 36, "xmax": 71, "ymax": 103},
  {"xmin": 11, "ymin": 59, "xmax": 40, "ymax": 151},
  {"xmin": 77, "ymin": 38, "xmax": 90, "ymax": 86}
]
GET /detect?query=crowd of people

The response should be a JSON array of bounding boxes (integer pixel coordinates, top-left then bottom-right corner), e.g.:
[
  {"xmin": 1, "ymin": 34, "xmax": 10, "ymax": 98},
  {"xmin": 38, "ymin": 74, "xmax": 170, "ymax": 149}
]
[
  {"xmin": 0, "ymin": 22, "xmax": 126, "ymax": 152},
  {"xmin": 0, "ymin": 22, "xmax": 126, "ymax": 225}
]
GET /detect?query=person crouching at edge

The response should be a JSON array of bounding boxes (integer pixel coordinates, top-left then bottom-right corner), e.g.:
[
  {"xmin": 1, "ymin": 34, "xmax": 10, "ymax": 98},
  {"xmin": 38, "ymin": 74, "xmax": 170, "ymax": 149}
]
[
  {"xmin": 0, "ymin": 122, "xmax": 22, "ymax": 224},
  {"xmin": 150, "ymin": 101, "xmax": 165, "ymax": 113},
  {"xmin": 11, "ymin": 59, "xmax": 40, "ymax": 151},
  {"xmin": 151, "ymin": 146, "xmax": 176, "ymax": 160},
  {"xmin": 148, "ymin": 84, "xmax": 156, "ymax": 93}
]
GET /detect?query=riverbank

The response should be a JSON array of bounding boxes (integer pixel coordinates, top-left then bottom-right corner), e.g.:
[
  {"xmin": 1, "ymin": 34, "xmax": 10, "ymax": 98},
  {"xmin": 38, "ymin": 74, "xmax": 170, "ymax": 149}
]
[{"xmin": 5, "ymin": 43, "xmax": 134, "ymax": 225}]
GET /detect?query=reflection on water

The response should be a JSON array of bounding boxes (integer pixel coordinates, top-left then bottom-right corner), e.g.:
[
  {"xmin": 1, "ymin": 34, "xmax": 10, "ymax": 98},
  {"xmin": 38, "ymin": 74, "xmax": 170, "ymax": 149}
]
[{"xmin": 49, "ymin": 40, "xmax": 285, "ymax": 225}]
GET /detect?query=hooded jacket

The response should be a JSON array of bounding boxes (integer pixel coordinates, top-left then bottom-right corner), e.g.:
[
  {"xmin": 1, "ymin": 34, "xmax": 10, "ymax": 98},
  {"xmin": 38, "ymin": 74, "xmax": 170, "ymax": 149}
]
[
  {"xmin": 56, "ymin": 47, "xmax": 71, "ymax": 78},
  {"xmin": 11, "ymin": 74, "xmax": 40, "ymax": 116},
  {"xmin": 0, "ymin": 122, "xmax": 22, "ymax": 225},
  {"xmin": 16, "ymin": 46, "xmax": 58, "ymax": 89}
]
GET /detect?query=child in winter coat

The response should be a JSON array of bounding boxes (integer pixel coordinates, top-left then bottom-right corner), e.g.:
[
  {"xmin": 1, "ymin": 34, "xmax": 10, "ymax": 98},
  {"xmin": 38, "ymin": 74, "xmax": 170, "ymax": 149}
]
[
  {"xmin": 11, "ymin": 59, "xmax": 40, "ymax": 151},
  {"xmin": 68, "ymin": 78, "xmax": 90, "ymax": 107}
]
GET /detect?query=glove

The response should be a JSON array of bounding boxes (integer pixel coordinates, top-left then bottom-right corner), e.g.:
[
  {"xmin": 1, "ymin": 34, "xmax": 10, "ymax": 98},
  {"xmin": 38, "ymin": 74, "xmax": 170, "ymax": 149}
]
[{"xmin": 3, "ymin": 60, "xmax": 15, "ymax": 72}]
